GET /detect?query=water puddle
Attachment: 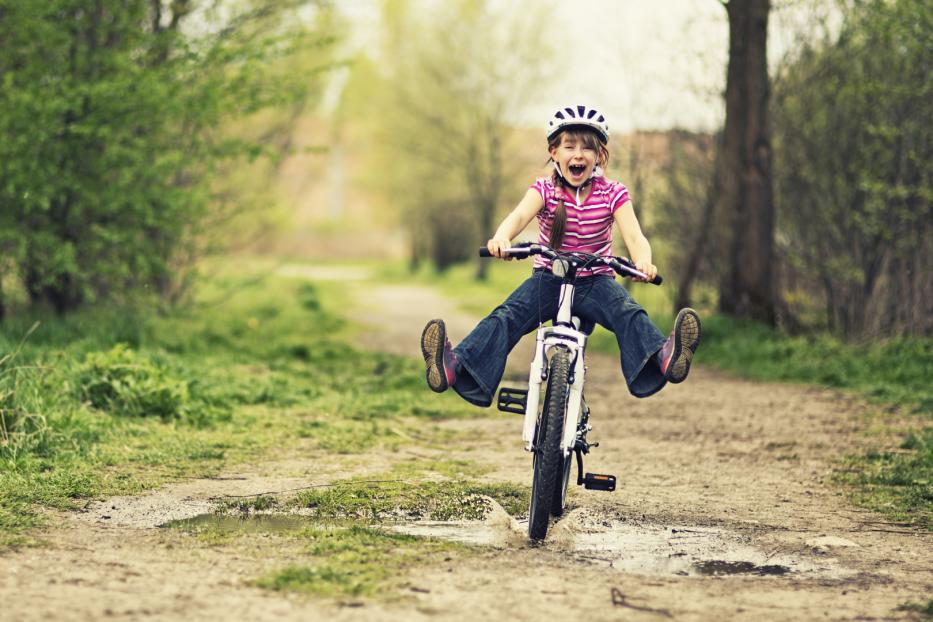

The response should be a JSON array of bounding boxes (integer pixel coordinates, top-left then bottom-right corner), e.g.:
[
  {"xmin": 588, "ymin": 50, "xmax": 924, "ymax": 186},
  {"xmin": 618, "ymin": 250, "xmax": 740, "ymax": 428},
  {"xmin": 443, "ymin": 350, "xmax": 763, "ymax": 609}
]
[
  {"xmin": 161, "ymin": 512, "xmax": 852, "ymax": 580},
  {"xmin": 694, "ymin": 560, "xmax": 790, "ymax": 576},
  {"xmin": 395, "ymin": 517, "xmax": 854, "ymax": 579},
  {"xmin": 570, "ymin": 522, "xmax": 855, "ymax": 578},
  {"xmin": 392, "ymin": 521, "xmax": 503, "ymax": 546}
]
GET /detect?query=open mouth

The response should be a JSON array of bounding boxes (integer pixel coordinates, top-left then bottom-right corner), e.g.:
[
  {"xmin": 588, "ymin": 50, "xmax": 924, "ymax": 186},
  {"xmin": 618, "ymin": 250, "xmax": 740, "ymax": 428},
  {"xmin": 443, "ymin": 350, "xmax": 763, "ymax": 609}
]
[{"xmin": 568, "ymin": 164, "xmax": 586, "ymax": 177}]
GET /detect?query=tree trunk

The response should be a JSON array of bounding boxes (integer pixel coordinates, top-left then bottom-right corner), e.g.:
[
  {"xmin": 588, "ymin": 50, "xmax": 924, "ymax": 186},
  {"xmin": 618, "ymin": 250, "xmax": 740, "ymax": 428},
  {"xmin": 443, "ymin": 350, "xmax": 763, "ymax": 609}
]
[
  {"xmin": 717, "ymin": 0, "xmax": 776, "ymax": 325},
  {"xmin": 675, "ymin": 164, "xmax": 719, "ymax": 311},
  {"xmin": 472, "ymin": 128, "xmax": 501, "ymax": 282}
]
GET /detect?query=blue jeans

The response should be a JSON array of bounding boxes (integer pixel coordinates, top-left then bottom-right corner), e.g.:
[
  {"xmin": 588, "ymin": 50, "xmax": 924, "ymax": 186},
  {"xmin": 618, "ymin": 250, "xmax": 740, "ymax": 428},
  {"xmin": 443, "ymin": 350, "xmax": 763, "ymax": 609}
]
[{"xmin": 452, "ymin": 270, "xmax": 669, "ymax": 407}]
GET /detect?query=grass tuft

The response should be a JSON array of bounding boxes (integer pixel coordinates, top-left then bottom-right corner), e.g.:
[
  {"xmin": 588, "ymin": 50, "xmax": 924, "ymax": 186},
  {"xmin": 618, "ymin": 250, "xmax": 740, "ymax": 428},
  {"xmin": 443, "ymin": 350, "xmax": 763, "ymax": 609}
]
[
  {"xmin": 896, "ymin": 600, "xmax": 933, "ymax": 619},
  {"xmin": 292, "ymin": 478, "xmax": 528, "ymax": 521},
  {"xmin": 836, "ymin": 427, "xmax": 932, "ymax": 530},
  {"xmin": 255, "ymin": 524, "xmax": 460, "ymax": 598}
]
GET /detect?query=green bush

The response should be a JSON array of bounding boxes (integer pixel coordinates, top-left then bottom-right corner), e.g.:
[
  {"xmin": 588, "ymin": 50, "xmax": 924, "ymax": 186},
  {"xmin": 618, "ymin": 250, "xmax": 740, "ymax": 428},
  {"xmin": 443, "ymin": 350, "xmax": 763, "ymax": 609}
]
[{"xmin": 76, "ymin": 345, "xmax": 189, "ymax": 419}]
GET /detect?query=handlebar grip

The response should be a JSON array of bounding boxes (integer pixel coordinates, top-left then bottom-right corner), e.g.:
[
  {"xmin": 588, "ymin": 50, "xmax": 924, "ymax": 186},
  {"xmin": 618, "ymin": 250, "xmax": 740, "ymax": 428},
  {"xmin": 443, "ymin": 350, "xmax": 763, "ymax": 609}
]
[
  {"xmin": 609, "ymin": 258, "xmax": 663, "ymax": 285},
  {"xmin": 479, "ymin": 247, "xmax": 531, "ymax": 259}
]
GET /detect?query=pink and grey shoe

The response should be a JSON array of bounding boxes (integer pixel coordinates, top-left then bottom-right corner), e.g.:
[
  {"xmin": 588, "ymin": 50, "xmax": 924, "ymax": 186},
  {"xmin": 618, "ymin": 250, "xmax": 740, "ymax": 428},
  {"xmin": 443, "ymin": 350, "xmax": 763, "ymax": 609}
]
[
  {"xmin": 658, "ymin": 308, "xmax": 701, "ymax": 383},
  {"xmin": 421, "ymin": 319, "xmax": 458, "ymax": 392}
]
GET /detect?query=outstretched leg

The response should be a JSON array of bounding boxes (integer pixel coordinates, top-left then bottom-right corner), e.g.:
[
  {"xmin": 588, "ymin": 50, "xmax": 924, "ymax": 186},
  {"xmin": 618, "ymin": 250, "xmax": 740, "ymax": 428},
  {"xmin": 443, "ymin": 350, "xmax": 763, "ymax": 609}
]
[
  {"xmin": 420, "ymin": 271, "xmax": 561, "ymax": 407},
  {"xmin": 657, "ymin": 308, "xmax": 702, "ymax": 383},
  {"xmin": 420, "ymin": 319, "xmax": 459, "ymax": 392}
]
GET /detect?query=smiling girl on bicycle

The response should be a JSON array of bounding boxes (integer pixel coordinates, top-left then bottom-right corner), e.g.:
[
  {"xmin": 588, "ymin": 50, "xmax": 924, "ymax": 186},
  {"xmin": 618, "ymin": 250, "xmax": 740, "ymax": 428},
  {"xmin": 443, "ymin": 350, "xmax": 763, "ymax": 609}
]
[{"xmin": 421, "ymin": 104, "xmax": 701, "ymax": 407}]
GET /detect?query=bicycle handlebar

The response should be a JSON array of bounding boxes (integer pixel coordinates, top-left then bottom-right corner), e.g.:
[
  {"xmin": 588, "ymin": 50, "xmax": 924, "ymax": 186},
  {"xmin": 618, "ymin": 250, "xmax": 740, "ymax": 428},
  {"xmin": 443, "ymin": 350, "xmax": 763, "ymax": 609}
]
[{"xmin": 479, "ymin": 243, "xmax": 662, "ymax": 285}]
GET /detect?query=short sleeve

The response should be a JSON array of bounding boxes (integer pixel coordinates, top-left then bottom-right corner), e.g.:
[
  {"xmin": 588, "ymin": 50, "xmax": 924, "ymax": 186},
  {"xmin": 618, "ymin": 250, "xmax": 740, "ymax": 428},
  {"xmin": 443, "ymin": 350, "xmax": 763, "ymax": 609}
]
[
  {"xmin": 531, "ymin": 178, "xmax": 552, "ymax": 216},
  {"xmin": 609, "ymin": 182, "xmax": 631, "ymax": 215}
]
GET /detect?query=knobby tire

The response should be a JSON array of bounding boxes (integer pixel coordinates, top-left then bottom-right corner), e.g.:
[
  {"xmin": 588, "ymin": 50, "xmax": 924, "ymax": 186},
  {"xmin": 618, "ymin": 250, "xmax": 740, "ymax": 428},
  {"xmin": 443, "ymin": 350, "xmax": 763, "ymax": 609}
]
[
  {"xmin": 528, "ymin": 346, "xmax": 571, "ymax": 540},
  {"xmin": 552, "ymin": 454, "xmax": 572, "ymax": 517}
]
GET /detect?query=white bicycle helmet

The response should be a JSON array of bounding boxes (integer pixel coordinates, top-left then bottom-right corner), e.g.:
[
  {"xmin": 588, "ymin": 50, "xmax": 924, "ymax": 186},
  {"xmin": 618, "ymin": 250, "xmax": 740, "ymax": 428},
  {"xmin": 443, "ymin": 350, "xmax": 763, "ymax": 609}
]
[{"xmin": 546, "ymin": 104, "xmax": 610, "ymax": 143}]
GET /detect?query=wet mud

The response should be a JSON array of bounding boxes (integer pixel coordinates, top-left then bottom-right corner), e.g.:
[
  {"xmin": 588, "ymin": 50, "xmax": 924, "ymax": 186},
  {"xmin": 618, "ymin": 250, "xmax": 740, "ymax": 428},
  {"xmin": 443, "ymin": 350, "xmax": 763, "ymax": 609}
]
[
  {"xmin": 393, "ymin": 502, "xmax": 856, "ymax": 580},
  {"xmin": 167, "ymin": 496, "xmax": 855, "ymax": 583}
]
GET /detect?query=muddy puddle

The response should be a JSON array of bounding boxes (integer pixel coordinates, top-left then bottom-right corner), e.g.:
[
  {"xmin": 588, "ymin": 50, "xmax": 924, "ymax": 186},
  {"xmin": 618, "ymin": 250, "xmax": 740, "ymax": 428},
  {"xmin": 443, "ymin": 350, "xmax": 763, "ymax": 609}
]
[
  {"xmin": 162, "ymin": 511, "xmax": 853, "ymax": 581},
  {"xmin": 396, "ymin": 517, "xmax": 856, "ymax": 580}
]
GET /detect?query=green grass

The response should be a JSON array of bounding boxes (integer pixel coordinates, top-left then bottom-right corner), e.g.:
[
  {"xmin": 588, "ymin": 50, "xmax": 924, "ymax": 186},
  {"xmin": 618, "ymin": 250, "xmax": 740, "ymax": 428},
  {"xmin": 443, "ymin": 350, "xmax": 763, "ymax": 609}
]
[
  {"xmin": 166, "ymin": 514, "xmax": 467, "ymax": 597},
  {"xmin": 697, "ymin": 315, "xmax": 932, "ymax": 413},
  {"xmin": 0, "ymin": 262, "xmax": 481, "ymax": 547},
  {"xmin": 835, "ymin": 428, "xmax": 932, "ymax": 529},
  {"xmin": 291, "ymin": 476, "xmax": 528, "ymax": 521},
  {"xmin": 896, "ymin": 600, "xmax": 933, "ymax": 619},
  {"xmin": 255, "ymin": 524, "xmax": 463, "ymax": 599}
]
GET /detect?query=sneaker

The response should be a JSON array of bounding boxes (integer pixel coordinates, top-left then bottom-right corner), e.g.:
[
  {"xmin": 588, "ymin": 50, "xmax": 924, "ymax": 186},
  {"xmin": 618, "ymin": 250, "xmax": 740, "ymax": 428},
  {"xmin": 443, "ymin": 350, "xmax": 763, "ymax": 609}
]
[
  {"xmin": 658, "ymin": 308, "xmax": 701, "ymax": 383},
  {"xmin": 420, "ymin": 319, "xmax": 458, "ymax": 392}
]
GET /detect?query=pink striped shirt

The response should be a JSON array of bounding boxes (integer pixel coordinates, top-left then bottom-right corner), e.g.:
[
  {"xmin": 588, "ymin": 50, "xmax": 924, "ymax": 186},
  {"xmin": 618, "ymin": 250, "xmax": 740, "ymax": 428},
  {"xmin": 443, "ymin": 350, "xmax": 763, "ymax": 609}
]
[{"xmin": 531, "ymin": 176, "xmax": 631, "ymax": 277}]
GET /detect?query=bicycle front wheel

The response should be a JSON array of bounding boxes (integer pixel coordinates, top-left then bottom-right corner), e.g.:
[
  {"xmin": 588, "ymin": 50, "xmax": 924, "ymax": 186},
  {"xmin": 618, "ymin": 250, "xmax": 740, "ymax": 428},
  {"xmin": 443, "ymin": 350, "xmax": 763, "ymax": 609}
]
[
  {"xmin": 551, "ymin": 453, "xmax": 573, "ymax": 517},
  {"xmin": 528, "ymin": 346, "xmax": 571, "ymax": 540}
]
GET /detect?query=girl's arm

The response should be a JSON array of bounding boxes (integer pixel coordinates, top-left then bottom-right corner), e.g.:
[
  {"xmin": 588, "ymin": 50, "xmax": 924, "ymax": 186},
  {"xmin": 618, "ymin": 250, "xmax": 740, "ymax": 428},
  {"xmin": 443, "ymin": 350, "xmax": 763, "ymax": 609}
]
[
  {"xmin": 487, "ymin": 188, "xmax": 544, "ymax": 258},
  {"xmin": 613, "ymin": 200, "xmax": 658, "ymax": 281}
]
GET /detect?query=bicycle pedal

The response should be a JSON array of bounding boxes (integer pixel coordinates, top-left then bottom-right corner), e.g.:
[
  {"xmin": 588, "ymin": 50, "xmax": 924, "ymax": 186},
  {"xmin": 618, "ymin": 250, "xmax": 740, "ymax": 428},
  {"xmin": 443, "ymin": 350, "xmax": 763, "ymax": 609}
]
[
  {"xmin": 497, "ymin": 387, "xmax": 528, "ymax": 414},
  {"xmin": 582, "ymin": 473, "xmax": 616, "ymax": 492}
]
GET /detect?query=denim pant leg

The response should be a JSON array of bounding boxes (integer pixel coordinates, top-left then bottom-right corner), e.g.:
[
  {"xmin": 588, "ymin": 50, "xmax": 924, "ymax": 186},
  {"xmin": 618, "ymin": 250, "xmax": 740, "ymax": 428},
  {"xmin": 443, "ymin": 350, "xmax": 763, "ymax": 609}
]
[
  {"xmin": 574, "ymin": 276, "xmax": 669, "ymax": 398},
  {"xmin": 452, "ymin": 271, "xmax": 561, "ymax": 407}
]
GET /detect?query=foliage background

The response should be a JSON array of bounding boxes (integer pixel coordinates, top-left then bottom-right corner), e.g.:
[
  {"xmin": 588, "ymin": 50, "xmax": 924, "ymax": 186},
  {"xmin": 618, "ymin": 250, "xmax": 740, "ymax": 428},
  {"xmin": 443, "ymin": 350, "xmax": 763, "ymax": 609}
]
[{"xmin": 0, "ymin": 0, "xmax": 338, "ymax": 315}]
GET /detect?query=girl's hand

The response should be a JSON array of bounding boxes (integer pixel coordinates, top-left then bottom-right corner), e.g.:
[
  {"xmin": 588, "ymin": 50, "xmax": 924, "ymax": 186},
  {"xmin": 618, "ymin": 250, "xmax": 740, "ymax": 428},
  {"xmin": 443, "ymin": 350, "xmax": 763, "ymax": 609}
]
[
  {"xmin": 633, "ymin": 259, "xmax": 657, "ymax": 282},
  {"xmin": 487, "ymin": 237, "xmax": 513, "ymax": 260}
]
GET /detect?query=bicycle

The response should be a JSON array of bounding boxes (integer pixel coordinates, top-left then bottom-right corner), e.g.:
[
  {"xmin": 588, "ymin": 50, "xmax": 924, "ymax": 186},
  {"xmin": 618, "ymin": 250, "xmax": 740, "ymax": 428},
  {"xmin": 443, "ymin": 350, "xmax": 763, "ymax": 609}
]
[{"xmin": 479, "ymin": 242, "xmax": 662, "ymax": 540}]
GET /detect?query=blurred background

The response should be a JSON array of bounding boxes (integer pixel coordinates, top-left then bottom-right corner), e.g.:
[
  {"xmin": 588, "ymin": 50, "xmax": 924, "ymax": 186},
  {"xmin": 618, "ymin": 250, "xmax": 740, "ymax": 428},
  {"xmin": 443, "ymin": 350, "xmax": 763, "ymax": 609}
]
[{"xmin": 0, "ymin": 0, "xmax": 929, "ymax": 339}]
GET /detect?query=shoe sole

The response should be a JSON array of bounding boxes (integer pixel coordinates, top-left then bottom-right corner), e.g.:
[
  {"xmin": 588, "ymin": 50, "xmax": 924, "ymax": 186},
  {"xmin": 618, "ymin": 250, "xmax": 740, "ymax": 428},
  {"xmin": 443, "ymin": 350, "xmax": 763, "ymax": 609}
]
[
  {"xmin": 666, "ymin": 309, "xmax": 701, "ymax": 384},
  {"xmin": 421, "ymin": 319, "xmax": 449, "ymax": 392}
]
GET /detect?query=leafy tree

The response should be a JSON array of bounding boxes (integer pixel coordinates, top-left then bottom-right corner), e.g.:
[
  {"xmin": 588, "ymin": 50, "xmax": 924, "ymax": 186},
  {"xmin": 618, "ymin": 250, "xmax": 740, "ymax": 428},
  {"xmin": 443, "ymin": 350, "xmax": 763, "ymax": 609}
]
[
  {"xmin": 0, "ymin": 0, "xmax": 336, "ymax": 315},
  {"xmin": 350, "ymin": 0, "xmax": 553, "ymax": 277},
  {"xmin": 772, "ymin": 0, "xmax": 931, "ymax": 338}
]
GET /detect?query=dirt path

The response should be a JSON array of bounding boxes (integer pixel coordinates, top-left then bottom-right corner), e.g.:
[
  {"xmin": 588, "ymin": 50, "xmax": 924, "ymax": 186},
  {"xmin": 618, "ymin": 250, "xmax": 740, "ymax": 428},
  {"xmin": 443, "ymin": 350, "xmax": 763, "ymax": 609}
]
[{"xmin": 1, "ymin": 270, "xmax": 930, "ymax": 621}]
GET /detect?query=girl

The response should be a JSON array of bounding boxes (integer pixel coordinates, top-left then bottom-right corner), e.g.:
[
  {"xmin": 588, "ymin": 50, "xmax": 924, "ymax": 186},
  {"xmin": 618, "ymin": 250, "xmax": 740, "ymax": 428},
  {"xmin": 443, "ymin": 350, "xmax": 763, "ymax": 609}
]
[{"xmin": 420, "ymin": 104, "xmax": 701, "ymax": 406}]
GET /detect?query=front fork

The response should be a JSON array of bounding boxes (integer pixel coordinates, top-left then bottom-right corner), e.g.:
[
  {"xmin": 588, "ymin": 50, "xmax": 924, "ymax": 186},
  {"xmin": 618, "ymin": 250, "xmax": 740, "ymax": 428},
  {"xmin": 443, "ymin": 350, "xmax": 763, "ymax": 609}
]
[
  {"xmin": 561, "ymin": 347, "xmax": 586, "ymax": 456},
  {"xmin": 521, "ymin": 324, "xmax": 587, "ymax": 456},
  {"xmin": 516, "ymin": 323, "xmax": 614, "ymax": 492}
]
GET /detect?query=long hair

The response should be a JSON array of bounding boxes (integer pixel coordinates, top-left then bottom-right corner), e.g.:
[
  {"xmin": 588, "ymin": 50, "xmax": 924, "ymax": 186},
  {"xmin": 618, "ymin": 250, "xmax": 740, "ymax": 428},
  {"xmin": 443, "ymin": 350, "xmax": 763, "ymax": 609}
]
[{"xmin": 547, "ymin": 128, "xmax": 610, "ymax": 249}]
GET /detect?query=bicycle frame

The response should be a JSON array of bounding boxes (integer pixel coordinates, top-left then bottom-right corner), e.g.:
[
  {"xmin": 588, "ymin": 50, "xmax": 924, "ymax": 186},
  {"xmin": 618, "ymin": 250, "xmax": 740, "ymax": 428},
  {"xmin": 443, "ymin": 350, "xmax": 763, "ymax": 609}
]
[{"xmin": 521, "ymin": 262, "xmax": 587, "ymax": 458}]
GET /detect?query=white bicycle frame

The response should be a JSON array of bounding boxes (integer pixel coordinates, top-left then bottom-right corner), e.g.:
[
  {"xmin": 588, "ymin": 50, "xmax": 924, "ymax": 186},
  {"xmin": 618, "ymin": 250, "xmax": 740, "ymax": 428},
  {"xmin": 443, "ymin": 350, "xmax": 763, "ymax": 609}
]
[{"xmin": 521, "ymin": 262, "xmax": 587, "ymax": 458}]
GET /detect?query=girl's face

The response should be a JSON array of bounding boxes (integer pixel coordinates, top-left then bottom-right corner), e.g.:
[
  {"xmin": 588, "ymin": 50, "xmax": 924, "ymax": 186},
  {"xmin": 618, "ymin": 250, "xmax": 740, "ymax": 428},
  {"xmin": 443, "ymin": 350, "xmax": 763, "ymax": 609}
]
[{"xmin": 549, "ymin": 130, "xmax": 601, "ymax": 186}]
